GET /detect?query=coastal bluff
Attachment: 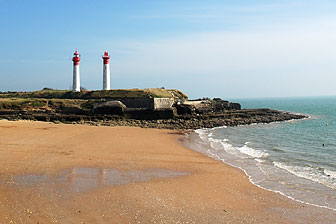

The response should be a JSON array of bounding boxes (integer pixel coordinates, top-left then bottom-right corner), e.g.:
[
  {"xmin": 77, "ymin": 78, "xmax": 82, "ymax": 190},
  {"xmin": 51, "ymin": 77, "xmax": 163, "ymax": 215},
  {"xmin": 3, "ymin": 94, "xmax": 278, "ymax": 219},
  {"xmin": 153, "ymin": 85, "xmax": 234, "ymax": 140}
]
[{"xmin": 0, "ymin": 88, "xmax": 305, "ymax": 129}]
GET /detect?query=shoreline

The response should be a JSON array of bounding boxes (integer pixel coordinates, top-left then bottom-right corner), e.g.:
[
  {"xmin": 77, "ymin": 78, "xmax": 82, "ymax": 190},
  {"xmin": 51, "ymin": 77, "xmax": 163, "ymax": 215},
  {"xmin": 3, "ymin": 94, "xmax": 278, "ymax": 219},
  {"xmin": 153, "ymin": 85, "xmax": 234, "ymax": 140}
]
[
  {"xmin": 0, "ymin": 120, "xmax": 335, "ymax": 223},
  {"xmin": 183, "ymin": 128, "xmax": 336, "ymax": 213}
]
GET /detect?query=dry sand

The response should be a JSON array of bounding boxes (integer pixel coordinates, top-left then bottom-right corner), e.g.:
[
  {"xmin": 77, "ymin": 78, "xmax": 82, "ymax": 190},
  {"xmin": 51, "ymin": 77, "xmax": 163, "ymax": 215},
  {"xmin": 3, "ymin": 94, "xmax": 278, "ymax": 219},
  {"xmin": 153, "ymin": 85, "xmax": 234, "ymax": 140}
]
[{"xmin": 0, "ymin": 120, "xmax": 335, "ymax": 224}]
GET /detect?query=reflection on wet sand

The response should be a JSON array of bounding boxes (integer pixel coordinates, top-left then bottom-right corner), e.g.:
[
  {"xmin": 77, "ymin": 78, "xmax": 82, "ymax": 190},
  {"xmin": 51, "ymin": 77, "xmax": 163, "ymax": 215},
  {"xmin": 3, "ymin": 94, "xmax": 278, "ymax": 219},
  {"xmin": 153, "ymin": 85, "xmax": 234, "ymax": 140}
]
[{"xmin": 11, "ymin": 167, "xmax": 189, "ymax": 194}]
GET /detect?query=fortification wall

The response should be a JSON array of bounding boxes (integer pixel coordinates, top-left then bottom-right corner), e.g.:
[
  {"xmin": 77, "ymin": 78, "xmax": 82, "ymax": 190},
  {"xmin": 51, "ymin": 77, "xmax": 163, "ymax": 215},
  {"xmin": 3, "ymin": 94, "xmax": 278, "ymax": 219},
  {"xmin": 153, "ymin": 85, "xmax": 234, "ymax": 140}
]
[
  {"xmin": 118, "ymin": 98, "xmax": 155, "ymax": 110},
  {"xmin": 117, "ymin": 98, "xmax": 175, "ymax": 110},
  {"xmin": 153, "ymin": 98, "xmax": 175, "ymax": 110}
]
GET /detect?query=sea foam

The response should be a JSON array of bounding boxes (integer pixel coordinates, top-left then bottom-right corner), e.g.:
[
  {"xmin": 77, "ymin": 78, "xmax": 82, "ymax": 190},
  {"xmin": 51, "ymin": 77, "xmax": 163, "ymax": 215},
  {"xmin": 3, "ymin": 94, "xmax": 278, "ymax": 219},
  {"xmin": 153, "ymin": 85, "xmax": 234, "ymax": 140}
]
[
  {"xmin": 238, "ymin": 144, "xmax": 269, "ymax": 158},
  {"xmin": 192, "ymin": 126, "xmax": 336, "ymax": 211},
  {"xmin": 273, "ymin": 162, "xmax": 336, "ymax": 190}
]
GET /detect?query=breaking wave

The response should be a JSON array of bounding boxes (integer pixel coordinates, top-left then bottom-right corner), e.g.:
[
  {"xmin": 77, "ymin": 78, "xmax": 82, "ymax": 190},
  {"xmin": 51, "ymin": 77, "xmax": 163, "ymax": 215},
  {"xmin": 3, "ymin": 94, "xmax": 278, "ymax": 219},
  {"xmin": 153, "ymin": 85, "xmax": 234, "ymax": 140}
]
[
  {"xmin": 192, "ymin": 126, "xmax": 336, "ymax": 211},
  {"xmin": 274, "ymin": 162, "xmax": 336, "ymax": 190}
]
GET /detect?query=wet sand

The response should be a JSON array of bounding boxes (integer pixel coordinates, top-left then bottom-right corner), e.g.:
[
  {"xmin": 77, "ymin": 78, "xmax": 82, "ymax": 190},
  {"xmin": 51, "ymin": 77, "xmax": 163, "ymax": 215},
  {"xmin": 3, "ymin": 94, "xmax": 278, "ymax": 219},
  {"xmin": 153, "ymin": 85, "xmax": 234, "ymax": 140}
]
[{"xmin": 0, "ymin": 120, "xmax": 335, "ymax": 223}]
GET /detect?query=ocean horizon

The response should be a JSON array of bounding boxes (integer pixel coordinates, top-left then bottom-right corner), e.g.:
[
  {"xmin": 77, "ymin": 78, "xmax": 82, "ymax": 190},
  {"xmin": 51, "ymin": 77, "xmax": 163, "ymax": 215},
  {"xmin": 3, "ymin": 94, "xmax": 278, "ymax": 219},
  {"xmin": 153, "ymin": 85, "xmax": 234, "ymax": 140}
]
[{"xmin": 187, "ymin": 96, "xmax": 336, "ymax": 211}]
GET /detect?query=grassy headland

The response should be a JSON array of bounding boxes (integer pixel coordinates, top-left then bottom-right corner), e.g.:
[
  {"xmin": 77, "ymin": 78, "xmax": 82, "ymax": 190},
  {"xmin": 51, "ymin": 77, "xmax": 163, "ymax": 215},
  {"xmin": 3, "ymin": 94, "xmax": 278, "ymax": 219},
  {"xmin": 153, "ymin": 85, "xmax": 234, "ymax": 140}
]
[
  {"xmin": 0, "ymin": 88, "xmax": 188, "ymax": 100},
  {"xmin": 0, "ymin": 88, "xmax": 188, "ymax": 111}
]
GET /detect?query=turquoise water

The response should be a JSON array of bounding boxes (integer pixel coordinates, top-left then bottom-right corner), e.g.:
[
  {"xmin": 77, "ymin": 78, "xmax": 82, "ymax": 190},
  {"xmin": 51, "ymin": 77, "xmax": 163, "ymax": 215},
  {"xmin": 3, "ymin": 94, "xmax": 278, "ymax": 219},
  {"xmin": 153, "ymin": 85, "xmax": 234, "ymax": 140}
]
[{"xmin": 193, "ymin": 96, "xmax": 336, "ymax": 210}]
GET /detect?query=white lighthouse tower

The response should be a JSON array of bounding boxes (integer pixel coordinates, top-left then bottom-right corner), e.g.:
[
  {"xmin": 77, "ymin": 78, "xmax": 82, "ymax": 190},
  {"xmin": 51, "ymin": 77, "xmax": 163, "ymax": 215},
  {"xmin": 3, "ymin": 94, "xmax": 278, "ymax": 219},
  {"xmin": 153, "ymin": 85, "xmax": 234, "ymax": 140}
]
[
  {"xmin": 72, "ymin": 50, "xmax": 81, "ymax": 92},
  {"xmin": 102, "ymin": 51, "xmax": 111, "ymax": 90}
]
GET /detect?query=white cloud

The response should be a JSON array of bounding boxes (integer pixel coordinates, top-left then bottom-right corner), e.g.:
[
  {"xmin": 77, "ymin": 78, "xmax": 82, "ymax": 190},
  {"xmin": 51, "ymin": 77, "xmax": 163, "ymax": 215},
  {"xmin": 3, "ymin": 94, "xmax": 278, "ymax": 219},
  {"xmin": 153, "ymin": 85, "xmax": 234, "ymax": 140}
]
[
  {"xmin": 113, "ymin": 20, "xmax": 336, "ymax": 74},
  {"xmin": 109, "ymin": 17, "xmax": 336, "ymax": 97}
]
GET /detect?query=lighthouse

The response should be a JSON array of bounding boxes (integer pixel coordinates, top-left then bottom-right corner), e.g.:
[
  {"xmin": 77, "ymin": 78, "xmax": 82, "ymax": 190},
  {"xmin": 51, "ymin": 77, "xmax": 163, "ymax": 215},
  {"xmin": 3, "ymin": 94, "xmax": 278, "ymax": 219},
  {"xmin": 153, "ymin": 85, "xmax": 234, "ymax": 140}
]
[
  {"xmin": 102, "ymin": 51, "xmax": 111, "ymax": 90},
  {"xmin": 72, "ymin": 50, "xmax": 81, "ymax": 92}
]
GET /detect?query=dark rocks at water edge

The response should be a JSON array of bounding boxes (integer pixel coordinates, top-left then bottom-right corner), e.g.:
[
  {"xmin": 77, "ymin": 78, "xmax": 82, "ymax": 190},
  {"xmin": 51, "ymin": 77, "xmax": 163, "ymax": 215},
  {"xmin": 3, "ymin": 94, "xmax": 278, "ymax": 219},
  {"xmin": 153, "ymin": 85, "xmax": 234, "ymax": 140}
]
[
  {"xmin": 0, "ymin": 89, "xmax": 306, "ymax": 129},
  {"xmin": 0, "ymin": 98, "xmax": 306, "ymax": 129}
]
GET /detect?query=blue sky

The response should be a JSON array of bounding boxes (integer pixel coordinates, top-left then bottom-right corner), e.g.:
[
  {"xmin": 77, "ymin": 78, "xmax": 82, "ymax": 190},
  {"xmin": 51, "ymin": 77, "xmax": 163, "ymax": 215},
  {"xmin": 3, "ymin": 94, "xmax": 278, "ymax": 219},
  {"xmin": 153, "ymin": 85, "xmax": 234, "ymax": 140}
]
[{"xmin": 1, "ymin": 0, "xmax": 336, "ymax": 98}]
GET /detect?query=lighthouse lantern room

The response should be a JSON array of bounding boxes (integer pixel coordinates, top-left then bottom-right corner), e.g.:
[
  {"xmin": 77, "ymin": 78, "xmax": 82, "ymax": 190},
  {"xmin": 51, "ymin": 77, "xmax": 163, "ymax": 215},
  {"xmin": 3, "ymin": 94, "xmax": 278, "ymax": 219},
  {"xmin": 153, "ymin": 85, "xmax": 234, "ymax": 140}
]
[
  {"xmin": 72, "ymin": 50, "xmax": 81, "ymax": 92},
  {"xmin": 102, "ymin": 51, "xmax": 111, "ymax": 90}
]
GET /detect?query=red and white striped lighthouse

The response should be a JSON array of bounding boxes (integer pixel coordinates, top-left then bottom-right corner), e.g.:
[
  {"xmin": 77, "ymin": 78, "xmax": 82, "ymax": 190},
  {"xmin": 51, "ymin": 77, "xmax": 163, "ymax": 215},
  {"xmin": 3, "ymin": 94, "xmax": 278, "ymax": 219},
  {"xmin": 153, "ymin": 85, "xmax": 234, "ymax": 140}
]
[
  {"xmin": 102, "ymin": 51, "xmax": 111, "ymax": 90},
  {"xmin": 72, "ymin": 50, "xmax": 81, "ymax": 92}
]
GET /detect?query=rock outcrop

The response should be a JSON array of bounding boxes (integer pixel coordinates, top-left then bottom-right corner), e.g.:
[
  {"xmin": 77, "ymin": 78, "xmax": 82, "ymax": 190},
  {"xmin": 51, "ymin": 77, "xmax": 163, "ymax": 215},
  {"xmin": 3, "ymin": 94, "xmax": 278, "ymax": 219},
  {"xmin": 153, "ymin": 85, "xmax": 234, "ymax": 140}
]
[
  {"xmin": 0, "ymin": 97, "xmax": 306, "ymax": 129},
  {"xmin": 0, "ymin": 90, "xmax": 306, "ymax": 129}
]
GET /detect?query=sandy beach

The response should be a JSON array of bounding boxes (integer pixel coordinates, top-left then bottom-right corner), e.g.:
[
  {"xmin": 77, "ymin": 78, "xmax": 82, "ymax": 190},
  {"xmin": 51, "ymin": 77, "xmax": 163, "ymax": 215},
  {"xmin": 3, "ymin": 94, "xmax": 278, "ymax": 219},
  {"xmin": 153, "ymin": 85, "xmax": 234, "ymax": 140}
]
[{"xmin": 0, "ymin": 120, "xmax": 335, "ymax": 223}]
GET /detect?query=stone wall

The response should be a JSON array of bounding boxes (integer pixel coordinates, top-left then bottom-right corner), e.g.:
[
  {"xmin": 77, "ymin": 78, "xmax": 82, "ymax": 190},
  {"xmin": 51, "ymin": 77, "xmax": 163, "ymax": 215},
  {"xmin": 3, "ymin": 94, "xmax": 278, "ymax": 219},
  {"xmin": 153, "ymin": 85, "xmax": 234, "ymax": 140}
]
[
  {"xmin": 118, "ymin": 98, "xmax": 155, "ymax": 110},
  {"xmin": 93, "ymin": 101, "xmax": 126, "ymax": 115},
  {"xmin": 117, "ymin": 98, "xmax": 175, "ymax": 110},
  {"xmin": 153, "ymin": 98, "xmax": 175, "ymax": 110}
]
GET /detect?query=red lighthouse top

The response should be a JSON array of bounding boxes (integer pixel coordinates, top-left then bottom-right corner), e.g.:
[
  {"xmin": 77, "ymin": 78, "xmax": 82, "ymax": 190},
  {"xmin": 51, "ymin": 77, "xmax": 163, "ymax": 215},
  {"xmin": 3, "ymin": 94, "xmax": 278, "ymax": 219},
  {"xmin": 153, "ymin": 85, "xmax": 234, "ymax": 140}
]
[
  {"xmin": 102, "ymin": 51, "xmax": 110, "ymax": 64},
  {"xmin": 72, "ymin": 50, "xmax": 81, "ymax": 65}
]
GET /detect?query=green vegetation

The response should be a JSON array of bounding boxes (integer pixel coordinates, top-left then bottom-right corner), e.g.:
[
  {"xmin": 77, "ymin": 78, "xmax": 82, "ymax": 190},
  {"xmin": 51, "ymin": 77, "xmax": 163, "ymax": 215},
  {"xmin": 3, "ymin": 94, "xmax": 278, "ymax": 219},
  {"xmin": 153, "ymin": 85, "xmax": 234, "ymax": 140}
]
[
  {"xmin": 0, "ymin": 98, "xmax": 88, "ymax": 110},
  {"xmin": 0, "ymin": 88, "xmax": 188, "ymax": 112},
  {"xmin": 0, "ymin": 89, "xmax": 69, "ymax": 99},
  {"xmin": 0, "ymin": 88, "xmax": 188, "ymax": 100},
  {"xmin": 0, "ymin": 98, "xmax": 46, "ymax": 110}
]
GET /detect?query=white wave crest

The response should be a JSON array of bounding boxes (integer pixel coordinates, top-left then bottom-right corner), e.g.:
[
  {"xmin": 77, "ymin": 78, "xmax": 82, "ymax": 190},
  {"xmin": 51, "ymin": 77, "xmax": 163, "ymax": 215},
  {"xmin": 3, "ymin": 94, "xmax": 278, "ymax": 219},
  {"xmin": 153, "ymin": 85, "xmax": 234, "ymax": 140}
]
[
  {"xmin": 273, "ymin": 162, "xmax": 336, "ymax": 190},
  {"xmin": 195, "ymin": 129, "xmax": 209, "ymax": 141},
  {"xmin": 255, "ymin": 158, "xmax": 266, "ymax": 163},
  {"xmin": 210, "ymin": 126, "xmax": 227, "ymax": 131},
  {"xmin": 208, "ymin": 138, "xmax": 222, "ymax": 150},
  {"xmin": 209, "ymin": 138, "xmax": 269, "ymax": 159},
  {"xmin": 238, "ymin": 145, "xmax": 269, "ymax": 158},
  {"xmin": 219, "ymin": 141, "xmax": 240, "ymax": 155},
  {"xmin": 324, "ymin": 169, "xmax": 336, "ymax": 179}
]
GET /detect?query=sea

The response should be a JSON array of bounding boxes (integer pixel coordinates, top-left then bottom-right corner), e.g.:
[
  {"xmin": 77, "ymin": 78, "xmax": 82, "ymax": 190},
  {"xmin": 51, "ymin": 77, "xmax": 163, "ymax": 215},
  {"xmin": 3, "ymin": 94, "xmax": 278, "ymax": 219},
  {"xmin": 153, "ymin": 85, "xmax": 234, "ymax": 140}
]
[{"xmin": 188, "ymin": 96, "xmax": 336, "ymax": 211}]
